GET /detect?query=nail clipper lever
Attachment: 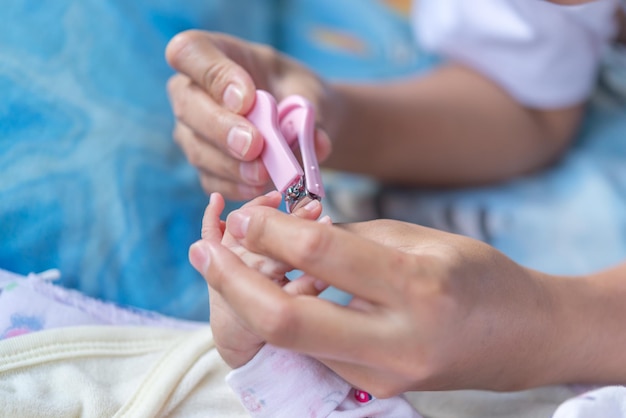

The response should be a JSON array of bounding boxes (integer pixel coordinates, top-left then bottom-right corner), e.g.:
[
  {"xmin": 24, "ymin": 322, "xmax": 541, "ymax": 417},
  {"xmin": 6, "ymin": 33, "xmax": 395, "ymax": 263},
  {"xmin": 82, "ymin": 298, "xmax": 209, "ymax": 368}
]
[{"xmin": 246, "ymin": 90, "xmax": 324, "ymax": 212}]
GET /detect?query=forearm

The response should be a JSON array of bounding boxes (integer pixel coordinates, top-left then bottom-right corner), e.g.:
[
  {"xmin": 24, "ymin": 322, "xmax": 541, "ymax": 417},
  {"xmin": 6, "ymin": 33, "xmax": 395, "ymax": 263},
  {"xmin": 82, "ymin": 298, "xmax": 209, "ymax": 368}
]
[
  {"xmin": 547, "ymin": 262, "xmax": 626, "ymax": 386},
  {"xmin": 321, "ymin": 64, "xmax": 583, "ymax": 187},
  {"xmin": 434, "ymin": 261, "xmax": 626, "ymax": 391}
]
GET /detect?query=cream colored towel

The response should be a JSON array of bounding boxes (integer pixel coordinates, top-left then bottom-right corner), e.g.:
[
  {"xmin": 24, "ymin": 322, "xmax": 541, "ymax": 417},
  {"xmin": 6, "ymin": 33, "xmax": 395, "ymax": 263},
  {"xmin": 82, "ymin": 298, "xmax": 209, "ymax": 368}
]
[
  {"xmin": 0, "ymin": 326, "xmax": 247, "ymax": 418},
  {"xmin": 0, "ymin": 325, "xmax": 578, "ymax": 418}
]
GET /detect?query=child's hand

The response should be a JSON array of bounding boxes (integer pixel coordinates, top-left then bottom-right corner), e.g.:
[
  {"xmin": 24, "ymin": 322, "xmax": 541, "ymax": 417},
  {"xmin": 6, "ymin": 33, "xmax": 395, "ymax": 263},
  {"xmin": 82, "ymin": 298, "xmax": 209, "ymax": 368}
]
[{"xmin": 190, "ymin": 191, "xmax": 327, "ymax": 369}]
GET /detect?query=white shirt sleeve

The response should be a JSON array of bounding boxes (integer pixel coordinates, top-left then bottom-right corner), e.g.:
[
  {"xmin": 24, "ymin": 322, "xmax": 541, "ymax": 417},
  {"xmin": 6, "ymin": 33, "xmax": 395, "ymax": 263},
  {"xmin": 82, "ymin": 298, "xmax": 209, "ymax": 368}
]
[
  {"xmin": 413, "ymin": 0, "xmax": 618, "ymax": 108},
  {"xmin": 553, "ymin": 386, "xmax": 626, "ymax": 417},
  {"xmin": 226, "ymin": 345, "xmax": 422, "ymax": 418}
]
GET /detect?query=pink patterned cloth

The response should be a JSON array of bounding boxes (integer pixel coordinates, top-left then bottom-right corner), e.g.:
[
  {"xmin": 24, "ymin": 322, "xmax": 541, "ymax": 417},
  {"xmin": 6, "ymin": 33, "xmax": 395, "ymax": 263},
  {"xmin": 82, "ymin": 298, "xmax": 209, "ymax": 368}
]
[
  {"xmin": 0, "ymin": 269, "xmax": 201, "ymax": 340},
  {"xmin": 226, "ymin": 344, "xmax": 423, "ymax": 417},
  {"xmin": 2, "ymin": 268, "xmax": 624, "ymax": 417}
]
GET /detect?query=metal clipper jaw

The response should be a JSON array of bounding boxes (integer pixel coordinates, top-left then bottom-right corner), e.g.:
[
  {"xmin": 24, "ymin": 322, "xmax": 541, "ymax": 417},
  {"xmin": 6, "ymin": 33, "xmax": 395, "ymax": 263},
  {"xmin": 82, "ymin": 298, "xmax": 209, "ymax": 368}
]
[
  {"xmin": 285, "ymin": 177, "xmax": 322, "ymax": 213},
  {"xmin": 246, "ymin": 90, "xmax": 325, "ymax": 212}
]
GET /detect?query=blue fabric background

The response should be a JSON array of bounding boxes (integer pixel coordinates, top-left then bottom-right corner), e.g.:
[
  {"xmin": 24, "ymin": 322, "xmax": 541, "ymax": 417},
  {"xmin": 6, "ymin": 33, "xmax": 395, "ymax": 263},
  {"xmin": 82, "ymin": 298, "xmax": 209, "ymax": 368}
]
[
  {"xmin": 0, "ymin": 0, "xmax": 278, "ymax": 320},
  {"xmin": 7, "ymin": 0, "xmax": 620, "ymax": 320},
  {"xmin": 0, "ymin": 0, "xmax": 420, "ymax": 319}
]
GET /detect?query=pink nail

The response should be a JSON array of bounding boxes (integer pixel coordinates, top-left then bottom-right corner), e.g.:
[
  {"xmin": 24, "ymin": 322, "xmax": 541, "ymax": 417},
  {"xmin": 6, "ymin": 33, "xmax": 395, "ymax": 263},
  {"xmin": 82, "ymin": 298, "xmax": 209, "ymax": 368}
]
[
  {"xmin": 264, "ymin": 190, "xmax": 282, "ymax": 198},
  {"xmin": 317, "ymin": 215, "xmax": 332, "ymax": 224},
  {"xmin": 223, "ymin": 83, "xmax": 244, "ymax": 113},
  {"xmin": 302, "ymin": 199, "xmax": 321, "ymax": 212},
  {"xmin": 189, "ymin": 241, "xmax": 211, "ymax": 274},
  {"xmin": 228, "ymin": 211, "xmax": 250, "ymax": 238},
  {"xmin": 314, "ymin": 280, "xmax": 329, "ymax": 291},
  {"xmin": 227, "ymin": 126, "xmax": 253, "ymax": 158}
]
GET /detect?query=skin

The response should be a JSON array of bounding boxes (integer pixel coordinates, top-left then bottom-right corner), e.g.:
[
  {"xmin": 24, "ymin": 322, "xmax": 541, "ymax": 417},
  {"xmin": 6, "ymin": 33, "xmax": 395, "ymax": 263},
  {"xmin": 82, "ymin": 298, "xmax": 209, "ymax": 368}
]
[
  {"xmin": 193, "ymin": 201, "xmax": 626, "ymax": 398},
  {"xmin": 187, "ymin": 0, "xmax": 626, "ymax": 400},
  {"xmin": 165, "ymin": 28, "xmax": 583, "ymax": 200},
  {"xmin": 166, "ymin": 32, "xmax": 332, "ymax": 200},
  {"xmin": 190, "ymin": 191, "xmax": 328, "ymax": 370}
]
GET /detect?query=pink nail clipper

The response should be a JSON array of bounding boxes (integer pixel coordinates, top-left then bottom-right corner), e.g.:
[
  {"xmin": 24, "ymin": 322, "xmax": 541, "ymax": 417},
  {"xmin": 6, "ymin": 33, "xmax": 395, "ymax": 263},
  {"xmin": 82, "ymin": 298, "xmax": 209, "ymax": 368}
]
[{"xmin": 246, "ymin": 90, "xmax": 324, "ymax": 213}]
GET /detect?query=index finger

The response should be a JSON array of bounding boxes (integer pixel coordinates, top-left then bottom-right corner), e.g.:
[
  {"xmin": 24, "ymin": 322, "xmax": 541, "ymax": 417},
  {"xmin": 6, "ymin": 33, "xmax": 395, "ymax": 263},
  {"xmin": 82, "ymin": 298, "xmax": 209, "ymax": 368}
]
[
  {"xmin": 202, "ymin": 239, "xmax": 391, "ymax": 365},
  {"xmin": 226, "ymin": 207, "xmax": 411, "ymax": 303},
  {"xmin": 165, "ymin": 30, "xmax": 256, "ymax": 114}
]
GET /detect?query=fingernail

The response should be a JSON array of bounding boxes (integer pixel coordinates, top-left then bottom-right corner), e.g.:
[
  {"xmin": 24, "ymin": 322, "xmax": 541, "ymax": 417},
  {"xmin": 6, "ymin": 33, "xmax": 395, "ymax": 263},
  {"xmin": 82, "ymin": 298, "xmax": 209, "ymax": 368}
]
[
  {"xmin": 228, "ymin": 211, "xmax": 250, "ymax": 238},
  {"xmin": 240, "ymin": 161, "xmax": 262, "ymax": 184},
  {"xmin": 189, "ymin": 241, "xmax": 211, "ymax": 274},
  {"xmin": 314, "ymin": 280, "xmax": 329, "ymax": 291},
  {"xmin": 317, "ymin": 215, "xmax": 332, "ymax": 224},
  {"xmin": 302, "ymin": 199, "xmax": 321, "ymax": 212},
  {"xmin": 223, "ymin": 83, "xmax": 244, "ymax": 113},
  {"xmin": 227, "ymin": 126, "xmax": 253, "ymax": 158},
  {"xmin": 209, "ymin": 192, "xmax": 218, "ymax": 206}
]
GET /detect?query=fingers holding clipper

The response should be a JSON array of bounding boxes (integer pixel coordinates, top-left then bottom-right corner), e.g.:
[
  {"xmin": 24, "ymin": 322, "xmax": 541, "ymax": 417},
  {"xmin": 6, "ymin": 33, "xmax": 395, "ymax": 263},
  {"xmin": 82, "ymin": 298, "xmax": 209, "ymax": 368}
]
[{"xmin": 165, "ymin": 30, "xmax": 256, "ymax": 115}]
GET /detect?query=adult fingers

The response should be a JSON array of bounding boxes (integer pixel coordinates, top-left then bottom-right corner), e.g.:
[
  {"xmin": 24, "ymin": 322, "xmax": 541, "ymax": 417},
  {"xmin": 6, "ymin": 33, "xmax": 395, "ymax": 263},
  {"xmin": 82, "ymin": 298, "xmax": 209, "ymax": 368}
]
[
  {"xmin": 233, "ymin": 190, "xmax": 323, "ymax": 222},
  {"xmin": 283, "ymin": 273, "xmax": 329, "ymax": 297},
  {"xmin": 239, "ymin": 190, "xmax": 282, "ymax": 210},
  {"xmin": 165, "ymin": 30, "xmax": 257, "ymax": 115},
  {"xmin": 198, "ymin": 174, "xmax": 269, "ymax": 201},
  {"xmin": 175, "ymin": 122, "xmax": 269, "ymax": 188},
  {"xmin": 223, "ymin": 192, "xmax": 283, "ymax": 279},
  {"xmin": 168, "ymin": 74, "xmax": 265, "ymax": 162},
  {"xmin": 199, "ymin": 240, "xmax": 386, "ymax": 359},
  {"xmin": 339, "ymin": 219, "xmax": 464, "ymax": 256},
  {"xmin": 175, "ymin": 119, "xmax": 268, "ymax": 199},
  {"xmin": 225, "ymin": 192, "xmax": 323, "ymax": 279},
  {"xmin": 199, "ymin": 240, "xmax": 411, "ymax": 392},
  {"xmin": 224, "ymin": 207, "xmax": 409, "ymax": 303},
  {"xmin": 222, "ymin": 192, "xmax": 283, "ymax": 244}
]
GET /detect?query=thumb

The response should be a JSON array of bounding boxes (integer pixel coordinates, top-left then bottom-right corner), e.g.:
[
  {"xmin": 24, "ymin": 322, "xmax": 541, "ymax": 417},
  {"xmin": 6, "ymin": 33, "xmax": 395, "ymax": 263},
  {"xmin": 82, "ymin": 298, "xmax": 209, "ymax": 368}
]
[{"xmin": 166, "ymin": 30, "xmax": 256, "ymax": 114}]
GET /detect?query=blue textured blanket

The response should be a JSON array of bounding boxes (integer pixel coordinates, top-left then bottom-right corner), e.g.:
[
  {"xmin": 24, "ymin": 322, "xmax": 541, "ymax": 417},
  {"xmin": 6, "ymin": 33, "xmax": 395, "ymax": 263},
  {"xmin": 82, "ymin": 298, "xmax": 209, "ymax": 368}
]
[
  {"xmin": 0, "ymin": 0, "xmax": 421, "ymax": 319},
  {"xmin": 0, "ymin": 0, "xmax": 279, "ymax": 319},
  {"xmin": 4, "ymin": 0, "xmax": 623, "ymax": 320}
]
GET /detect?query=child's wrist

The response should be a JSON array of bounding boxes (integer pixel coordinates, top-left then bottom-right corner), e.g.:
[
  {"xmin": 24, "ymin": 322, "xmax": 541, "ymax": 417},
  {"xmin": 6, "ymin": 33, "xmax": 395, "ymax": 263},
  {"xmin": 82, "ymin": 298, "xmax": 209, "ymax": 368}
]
[{"xmin": 219, "ymin": 343, "xmax": 265, "ymax": 370}]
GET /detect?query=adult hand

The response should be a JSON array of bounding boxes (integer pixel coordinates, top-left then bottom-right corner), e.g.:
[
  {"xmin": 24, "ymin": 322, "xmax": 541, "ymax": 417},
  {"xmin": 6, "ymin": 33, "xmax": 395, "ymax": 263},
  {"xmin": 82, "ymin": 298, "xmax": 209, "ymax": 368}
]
[
  {"xmin": 189, "ymin": 192, "xmax": 326, "ymax": 369},
  {"xmin": 165, "ymin": 31, "xmax": 332, "ymax": 200},
  {"xmin": 192, "ymin": 205, "xmax": 573, "ymax": 397}
]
